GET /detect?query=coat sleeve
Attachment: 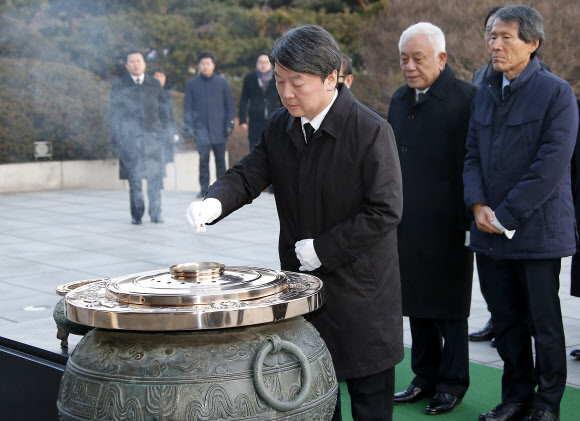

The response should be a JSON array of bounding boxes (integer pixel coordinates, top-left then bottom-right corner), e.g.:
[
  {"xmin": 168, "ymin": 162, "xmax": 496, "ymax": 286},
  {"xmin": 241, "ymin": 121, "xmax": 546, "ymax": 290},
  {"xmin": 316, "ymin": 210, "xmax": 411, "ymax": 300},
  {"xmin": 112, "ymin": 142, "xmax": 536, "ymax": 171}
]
[
  {"xmin": 109, "ymin": 82, "xmax": 122, "ymax": 154},
  {"xmin": 463, "ymin": 99, "xmax": 488, "ymax": 211},
  {"xmin": 313, "ymin": 121, "xmax": 403, "ymax": 272},
  {"xmin": 183, "ymin": 81, "xmax": 194, "ymax": 136},
  {"xmin": 224, "ymin": 80, "xmax": 235, "ymax": 130},
  {"xmin": 238, "ymin": 76, "xmax": 250, "ymax": 125},
  {"xmin": 494, "ymin": 84, "xmax": 579, "ymax": 230},
  {"xmin": 206, "ymin": 130, "xmax": 272, "ymax": 219}
]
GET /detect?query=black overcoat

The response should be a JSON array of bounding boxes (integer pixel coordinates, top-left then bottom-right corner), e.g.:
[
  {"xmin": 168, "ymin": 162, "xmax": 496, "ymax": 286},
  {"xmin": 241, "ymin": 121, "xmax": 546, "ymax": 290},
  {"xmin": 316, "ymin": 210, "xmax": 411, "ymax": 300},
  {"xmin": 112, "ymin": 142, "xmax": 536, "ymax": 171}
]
[
  {"xmin": 571, "ymin": 99, "xmax": 580, "ymax": 297},
  {"xmin": 238, "ymin": 72, "xmax": 282, "ymax": 147},
  {"xmin": 206, "ymin": 84, "xmax": 404, "ymax": 380},
  {"xmin": 110, "ymin": 73, "xmax": 169, "ymax": 181},
  {"xmin": 387, "ymin": 65, "xmax": 476, "ymax": 320}
]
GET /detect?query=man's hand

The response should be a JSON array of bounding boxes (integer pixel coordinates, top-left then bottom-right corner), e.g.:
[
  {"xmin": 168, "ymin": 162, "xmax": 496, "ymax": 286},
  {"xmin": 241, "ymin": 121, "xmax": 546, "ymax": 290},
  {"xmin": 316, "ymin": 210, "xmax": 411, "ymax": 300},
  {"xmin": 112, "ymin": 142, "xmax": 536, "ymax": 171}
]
[
  {"xmin": 295, "ymin": 239, "xmax": 322, "ymax": 271},
  {"xmin": 186, "ymin": 198, "xmax": 222, "ymax": 233},
  {"xmin": 240, "ymin": 123, "xmax": 248, "ymax": 130},
  {"xmin": 472, "ymin": 203, "xmax": 503, "ymax": 234}
]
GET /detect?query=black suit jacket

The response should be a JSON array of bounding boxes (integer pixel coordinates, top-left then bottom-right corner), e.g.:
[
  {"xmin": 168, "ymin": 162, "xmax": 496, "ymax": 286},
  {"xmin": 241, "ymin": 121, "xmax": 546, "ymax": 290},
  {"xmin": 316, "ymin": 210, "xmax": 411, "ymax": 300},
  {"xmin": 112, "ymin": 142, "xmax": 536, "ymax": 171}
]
[{"xmin": 238, "ymin": 72, "xmax": 281, "ymax": 146}]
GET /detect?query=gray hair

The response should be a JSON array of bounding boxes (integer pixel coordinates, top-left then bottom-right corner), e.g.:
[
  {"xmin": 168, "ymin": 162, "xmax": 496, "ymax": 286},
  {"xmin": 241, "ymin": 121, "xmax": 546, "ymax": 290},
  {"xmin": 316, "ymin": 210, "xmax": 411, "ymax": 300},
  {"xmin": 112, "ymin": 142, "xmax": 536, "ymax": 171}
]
[
  {"xmin": 398, "ymin": 22, "xmax": 446, "ymax": 59},
  {"xmin": 494, "ymin": 5, "xmax": 545, "ymax": 59},
  {"xmin": 270, "ymin": 24, "xmax": 341, "ymax": 80}
]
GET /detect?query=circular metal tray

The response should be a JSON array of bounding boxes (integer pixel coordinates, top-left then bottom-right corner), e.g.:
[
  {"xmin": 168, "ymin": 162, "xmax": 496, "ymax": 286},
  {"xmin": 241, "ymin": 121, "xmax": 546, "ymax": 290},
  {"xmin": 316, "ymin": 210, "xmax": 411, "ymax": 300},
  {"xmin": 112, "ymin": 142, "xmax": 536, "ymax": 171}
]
[{"xmin": 63, "ymin": 266, "xmax": 324, "ymax": 331}]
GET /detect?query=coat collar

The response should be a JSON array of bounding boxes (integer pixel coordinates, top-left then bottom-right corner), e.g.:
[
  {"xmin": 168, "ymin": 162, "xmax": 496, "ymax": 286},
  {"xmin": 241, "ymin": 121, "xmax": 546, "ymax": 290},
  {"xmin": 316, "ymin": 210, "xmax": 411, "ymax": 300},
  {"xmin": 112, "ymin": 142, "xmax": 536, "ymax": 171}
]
[
  {"xmin": 402, "ymin": 64, "xmax": 456, "ymax": 102},
  {"xmin": 121, "ymin": 72, "xmax": 157, "ymax": 87},
  {"xmin": 284, "ymin": 83, "xmax": 354, "ymax": 153},
  {"xmin": 483, "ymin": 57, "xmax": 541, "ymax": 98}
]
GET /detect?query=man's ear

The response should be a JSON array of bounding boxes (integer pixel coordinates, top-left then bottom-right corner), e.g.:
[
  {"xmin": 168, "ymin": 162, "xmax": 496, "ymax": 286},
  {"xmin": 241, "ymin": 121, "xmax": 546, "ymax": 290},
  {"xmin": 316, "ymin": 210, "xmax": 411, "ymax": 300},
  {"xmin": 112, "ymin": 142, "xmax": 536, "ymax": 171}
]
[
  {"xmin": 326, "ymin": 70, "xmax": 338, "ymax": 91},
  {"xmin": 344, "ymin": 74, "xmax": 354, "ymax": 89},
  {"xmin": 437, "ymin": 51, "xmax": 447, "ymax": 71}
]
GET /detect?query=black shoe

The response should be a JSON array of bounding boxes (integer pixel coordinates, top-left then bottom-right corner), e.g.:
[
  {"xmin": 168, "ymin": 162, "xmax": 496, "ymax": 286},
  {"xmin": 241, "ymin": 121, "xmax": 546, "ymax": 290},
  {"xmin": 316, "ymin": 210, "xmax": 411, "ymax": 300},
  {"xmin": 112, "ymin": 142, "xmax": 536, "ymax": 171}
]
[
  {"xmin": 425, "ymin": 392, "xmax": 461, "ymax": 415},
  {"xmin": 522, "ymin": 408, "xmax": 559, "ymax": 421},
  {"xmin": 131, "ymin": 218, "xmax": 142, "ymax": 225},
  {"xmin": 151, "ymin": 217, "xmax": 164, "ymax": 223},
  {"xmin": 469, "ymin": 318, "xmax": 494, "ymax": 341},
  {"xmin": 479, "ymin": 402, "xmax": 527, "ymax": 421},
  {"xmin": 571, "ymin": 349, "xmax": 580, "ymax": 359},
  {"xmin": 394, "ymin": 384, "xmax": 432, "ymax": 404}
]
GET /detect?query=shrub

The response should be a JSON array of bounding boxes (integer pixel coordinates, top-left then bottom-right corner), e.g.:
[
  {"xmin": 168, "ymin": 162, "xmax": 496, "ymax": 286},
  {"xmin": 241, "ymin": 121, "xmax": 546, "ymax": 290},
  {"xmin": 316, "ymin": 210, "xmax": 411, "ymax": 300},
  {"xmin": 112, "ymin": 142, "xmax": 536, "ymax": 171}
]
[{"xmin": 0, "ymin": 58, "xmax": 110, "ymax": 163}]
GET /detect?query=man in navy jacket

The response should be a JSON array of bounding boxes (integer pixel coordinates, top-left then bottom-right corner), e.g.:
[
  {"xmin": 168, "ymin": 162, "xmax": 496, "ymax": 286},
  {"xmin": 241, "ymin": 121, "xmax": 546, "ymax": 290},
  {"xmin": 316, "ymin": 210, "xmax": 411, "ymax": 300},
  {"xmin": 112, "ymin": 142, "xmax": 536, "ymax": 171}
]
[
  {"xmin": 183, "ymin": 52, "xmax": 234, "ymax": 198},
  {"xmin": 463, "ymin": 6, "xmax": 578, "ymax": 421}
]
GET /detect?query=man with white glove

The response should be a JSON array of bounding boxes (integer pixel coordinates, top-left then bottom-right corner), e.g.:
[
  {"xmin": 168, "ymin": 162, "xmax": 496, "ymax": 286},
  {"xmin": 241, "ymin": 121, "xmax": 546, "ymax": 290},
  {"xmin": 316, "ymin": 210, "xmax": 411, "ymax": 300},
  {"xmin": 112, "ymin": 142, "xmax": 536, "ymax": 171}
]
[
  {"xmin": 185, "ymin": 25, "xmax": 403, "ymax": 421},
  {"xmin": 294, "ymin": 239, "xmax": 321, "ymax": 272},
  {"xmin": 186, "ymin": 198, "xmax": 222, "ymax": 233}
]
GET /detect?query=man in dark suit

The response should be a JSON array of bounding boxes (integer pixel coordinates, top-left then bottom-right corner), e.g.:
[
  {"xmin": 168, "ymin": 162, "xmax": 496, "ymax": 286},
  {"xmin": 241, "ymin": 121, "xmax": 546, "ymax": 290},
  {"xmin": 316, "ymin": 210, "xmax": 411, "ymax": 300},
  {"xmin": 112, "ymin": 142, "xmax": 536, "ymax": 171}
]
[
  {"xmin": 110, "ymin": 50, "xmax": 170, "ymax": 224},
  {"xmin": 239, "ymin": 51, "xmax": 282, "ymax": 152},
  {"xmin": 388, "ymin": 22, "xmax": 476, "ymax": 415},
  {"xmin": 186, "ymin": 24, "xmax": 404, "ymax": 421},
  {"xmin": 183, "ymin": 52, "xmax": 235, "ymax": 198}
]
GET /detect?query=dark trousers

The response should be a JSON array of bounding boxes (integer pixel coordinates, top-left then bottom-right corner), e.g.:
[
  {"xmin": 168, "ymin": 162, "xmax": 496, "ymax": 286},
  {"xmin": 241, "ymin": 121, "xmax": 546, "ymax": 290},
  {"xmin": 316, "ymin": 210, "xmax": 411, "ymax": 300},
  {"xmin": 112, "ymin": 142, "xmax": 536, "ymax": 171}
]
[
  {"xmin": 409, "ymin": 317, "xmax": 469, "ymax": 397},
  {"xmin": 128, "ymin": 175, "xmax": 162, "ymax": 221},
  {"xmin": 331, "ymin": 367, "xmax": 395, "ymax": 421},
  {"xmin": 476, "ymin": 254, "xmax": 566, "ymax": 412},
  {"xmin": 197, "ymin": 143, "xmax": 226, "ymax": 193}
]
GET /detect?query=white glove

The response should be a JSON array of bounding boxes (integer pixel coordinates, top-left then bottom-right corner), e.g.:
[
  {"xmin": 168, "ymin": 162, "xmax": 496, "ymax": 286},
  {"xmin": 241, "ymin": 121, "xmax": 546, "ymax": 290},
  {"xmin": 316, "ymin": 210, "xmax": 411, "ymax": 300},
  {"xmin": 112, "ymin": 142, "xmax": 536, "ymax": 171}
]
[
  {"xmin": 186, "ymin": 198, "xmax": 222, "ymax": 233},
  {"xmin": 295, "ymin": 239, "xmax": 322, "ymax": 271}
]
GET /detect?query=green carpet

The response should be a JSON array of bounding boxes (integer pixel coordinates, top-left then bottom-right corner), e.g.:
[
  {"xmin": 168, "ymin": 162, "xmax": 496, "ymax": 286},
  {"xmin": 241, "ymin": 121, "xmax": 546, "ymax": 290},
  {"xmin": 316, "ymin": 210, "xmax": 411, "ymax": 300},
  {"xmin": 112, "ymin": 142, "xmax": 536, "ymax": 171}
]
[{"xmin": 339, "ymin": 348, "xmax": 580, "ymax": 420}]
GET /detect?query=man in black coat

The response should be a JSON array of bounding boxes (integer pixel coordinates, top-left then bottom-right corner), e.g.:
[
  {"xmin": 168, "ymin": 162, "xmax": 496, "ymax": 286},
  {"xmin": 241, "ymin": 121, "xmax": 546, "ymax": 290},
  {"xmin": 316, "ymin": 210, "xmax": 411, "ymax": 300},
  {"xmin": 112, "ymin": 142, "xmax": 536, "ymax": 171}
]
[
  {"xmin": 186, "ymin": 25, "xmax": 403, "ymax": 421},
  {"xmin": 151, "ymin": 67, "xmax": 180, "ymax": 165},
  {"xmin": 571, "ymin": 98, "xmax": 580, "ymax": 360},
  {"xmin": 239, "ymin": 51, "xmax": 282, "ymax": 152},
  {"xmin": 388, "ymin": 22, "xmax": 476, "ymax": 415},
  {"xmin": 110, "ymin": 50, "xmax": 170, "ymax": 224}
]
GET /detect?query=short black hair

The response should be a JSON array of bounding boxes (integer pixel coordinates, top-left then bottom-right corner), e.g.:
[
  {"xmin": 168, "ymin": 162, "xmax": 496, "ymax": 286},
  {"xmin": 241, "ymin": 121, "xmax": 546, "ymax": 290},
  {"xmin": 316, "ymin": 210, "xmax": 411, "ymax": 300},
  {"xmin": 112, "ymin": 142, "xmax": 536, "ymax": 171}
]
[
  {"xmin": 484, "ymin": 7, "xmax": 502, "ymax": 29},
  {"xmin": 149, "ymin": 67, "xmax": 164, "ymax": 75},
  {"xmin": 197, "ymin": 51, "xmax": 215, "ymax": 63},
  {"xmin": 125, "ymin": 49, "xmax": 144, "ymax": 62},
  {"xmin": 495, "ymin": 5, "xmax": 545, "ymax": 59},
  {"xmin": 255, "ymin": 50, "xmax": 270, "ymax": 61},
  {"xmin": 340, "ymin": 53, "xmax": 353, "ymax": 76},
  {"xmin": 270, "ymin": 24, "xmax": 341, "ymax": 81}
]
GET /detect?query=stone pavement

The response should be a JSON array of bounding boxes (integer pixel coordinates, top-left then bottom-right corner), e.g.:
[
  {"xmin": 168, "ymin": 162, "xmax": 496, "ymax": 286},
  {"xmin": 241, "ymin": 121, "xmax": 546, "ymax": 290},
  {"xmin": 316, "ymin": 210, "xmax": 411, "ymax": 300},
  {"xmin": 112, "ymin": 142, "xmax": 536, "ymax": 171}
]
[{"xmin": 0, "ymin": 189, "xmax": 579, "ymax": 387}]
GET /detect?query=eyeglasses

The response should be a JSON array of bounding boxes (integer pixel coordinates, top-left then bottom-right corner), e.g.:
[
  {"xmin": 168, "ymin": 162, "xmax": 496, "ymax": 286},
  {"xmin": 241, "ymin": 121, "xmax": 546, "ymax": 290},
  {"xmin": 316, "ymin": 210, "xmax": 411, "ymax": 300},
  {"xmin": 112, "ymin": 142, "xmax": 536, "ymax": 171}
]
[{"xmin": 338, "ymin": 74, "xmax": 350, "ymax": 81}]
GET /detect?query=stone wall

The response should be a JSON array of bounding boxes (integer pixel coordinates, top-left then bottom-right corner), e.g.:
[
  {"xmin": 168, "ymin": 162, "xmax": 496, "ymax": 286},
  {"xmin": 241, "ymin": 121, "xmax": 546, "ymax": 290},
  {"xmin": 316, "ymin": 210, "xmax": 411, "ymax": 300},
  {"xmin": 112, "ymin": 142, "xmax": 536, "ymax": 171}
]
[{"xmin": 0, "ymin": 151, "xmax": 224, "ymax": 193}]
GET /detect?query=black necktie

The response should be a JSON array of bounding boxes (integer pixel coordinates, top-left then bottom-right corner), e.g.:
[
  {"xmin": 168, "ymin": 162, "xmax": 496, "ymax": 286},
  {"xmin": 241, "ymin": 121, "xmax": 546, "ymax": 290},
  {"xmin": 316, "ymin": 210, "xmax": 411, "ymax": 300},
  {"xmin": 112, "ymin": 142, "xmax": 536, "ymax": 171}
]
[
  {"xmin": 303, "ymin": 123, "xmax": 315, "ymax": 144},
  {"xmin": 136, "ymin": 79, "xmax": 141, "ymax": 86},
  {"xmin": 417, "ymin": 92, "xmax": 426, "ymax": 103},
  {"xmin": 502, "ymin": 84, "xmax": 510, "ymax": 100}
]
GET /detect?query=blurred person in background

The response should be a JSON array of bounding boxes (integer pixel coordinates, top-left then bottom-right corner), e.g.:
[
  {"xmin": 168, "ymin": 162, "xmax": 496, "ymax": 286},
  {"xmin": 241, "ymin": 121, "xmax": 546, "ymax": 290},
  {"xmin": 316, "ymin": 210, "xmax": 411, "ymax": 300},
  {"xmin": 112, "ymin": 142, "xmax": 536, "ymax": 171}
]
[
  {"xmin": 239, "ymin": 51, "xmax": 282, "ymax": 153},
  {"xmin": 339, "ymin": 53, "xmax": 382, "ymax": 117},
  {"xmin": 388, "ymin": 22, "xmax": 476, "ymax": 416},
  {"xmin": 183, "ymin": 52, "xmax": 234, "ymax": 198},
  {"xmin": 151, "ymin": 67, "xmax": 180, "ymax": 166},
  {"xmin": 110, "ymin": 49, "xmax": 170, "ymax": 225},
  {"xmin": 464, "ymin": 6, "xmax": 578, "ymax": 421}
]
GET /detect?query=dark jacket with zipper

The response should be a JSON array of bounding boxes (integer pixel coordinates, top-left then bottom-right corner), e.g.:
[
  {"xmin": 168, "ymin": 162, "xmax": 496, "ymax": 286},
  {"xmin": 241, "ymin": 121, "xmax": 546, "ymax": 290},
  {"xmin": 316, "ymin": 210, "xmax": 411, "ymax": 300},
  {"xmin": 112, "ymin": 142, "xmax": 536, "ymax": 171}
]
[{"xmin": 464, "ymin": 57, "xmax": 578, "ymax": 259}]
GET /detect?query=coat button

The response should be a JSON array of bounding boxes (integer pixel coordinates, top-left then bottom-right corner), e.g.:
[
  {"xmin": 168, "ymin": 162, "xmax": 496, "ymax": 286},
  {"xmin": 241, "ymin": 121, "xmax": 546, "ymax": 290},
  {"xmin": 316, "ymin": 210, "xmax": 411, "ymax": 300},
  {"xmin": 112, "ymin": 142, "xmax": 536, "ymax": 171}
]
[
  {"xmin": 408, "ymin": 115, "xmax": 414, "ymax": 120},
  {"xmin": 401, "ymin": 146, "xmax": 408, "ymax": 152},
  {"xmin": 489, "ymin": 248, "xmax": 493, "ymax": 251}
]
